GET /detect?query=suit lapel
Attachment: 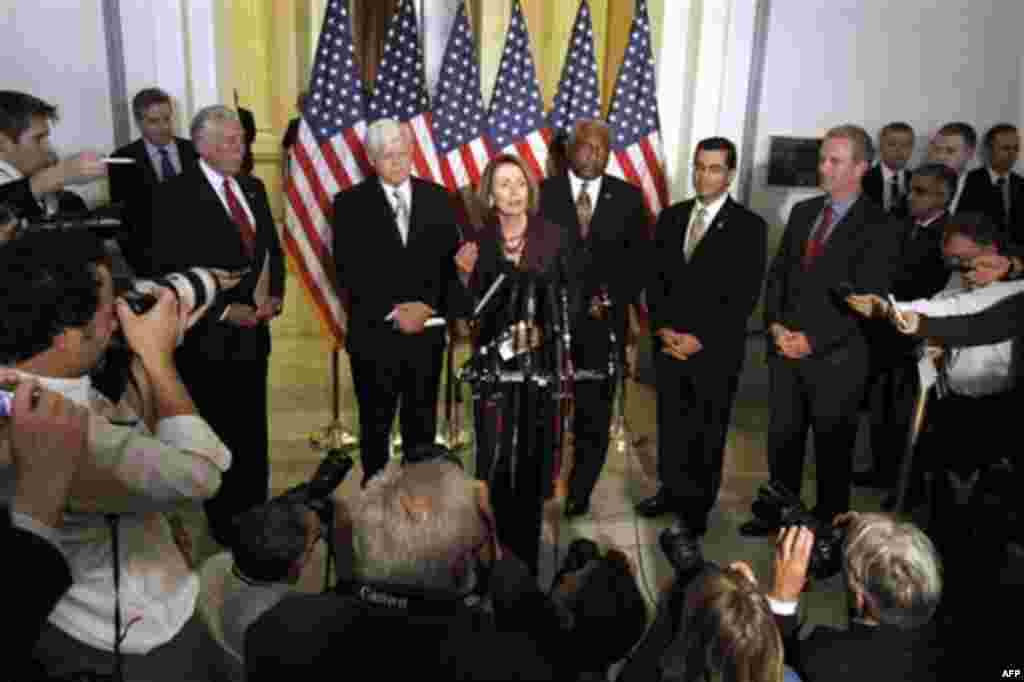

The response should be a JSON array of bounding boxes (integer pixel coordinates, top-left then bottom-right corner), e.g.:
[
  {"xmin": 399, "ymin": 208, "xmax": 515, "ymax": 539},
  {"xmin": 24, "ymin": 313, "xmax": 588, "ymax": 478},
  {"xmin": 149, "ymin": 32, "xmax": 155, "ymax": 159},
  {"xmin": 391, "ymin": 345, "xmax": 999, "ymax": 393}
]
[
  {"xmin": 133, "ymin": 141, "xmax": 160, "ymax": 186},
  {"xmin": 687, "ymin": 197, "xmax": 731, "ymax": 262}
]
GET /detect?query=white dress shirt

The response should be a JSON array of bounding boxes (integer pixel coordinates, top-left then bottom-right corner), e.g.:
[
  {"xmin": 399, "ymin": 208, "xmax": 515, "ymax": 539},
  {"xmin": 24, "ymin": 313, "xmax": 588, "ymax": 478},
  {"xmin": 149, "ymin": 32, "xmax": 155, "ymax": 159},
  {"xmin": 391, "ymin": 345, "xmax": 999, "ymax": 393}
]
[
  {"xmin": 897, "ymin": 280, "xmax": 1024, "ymax": 397},
  {"xmin": 684, "ymin": 192, "xmax": 728, "ymax": 255},
  {"xmin": 381, "ymin": 178, "xmax": 413, "ymax": 245},
  {"xmin": 200, "ymin": 159, "xmax": 255, "ymax": 227},
  {"xmin": 144, "ymin": 139, "xmax": 182, "ymax": 180},
  {"xmin": 568, "ymin": 170, "xmax": 603, "ymax": 209}
]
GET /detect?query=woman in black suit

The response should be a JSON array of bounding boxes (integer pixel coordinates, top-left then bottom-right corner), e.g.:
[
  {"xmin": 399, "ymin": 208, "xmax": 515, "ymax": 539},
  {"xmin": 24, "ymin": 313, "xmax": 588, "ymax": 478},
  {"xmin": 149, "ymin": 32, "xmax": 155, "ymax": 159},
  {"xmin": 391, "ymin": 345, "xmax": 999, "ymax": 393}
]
[{"xmin": 455, "ymin": 153, "xmax": 568, "ymax": 573}]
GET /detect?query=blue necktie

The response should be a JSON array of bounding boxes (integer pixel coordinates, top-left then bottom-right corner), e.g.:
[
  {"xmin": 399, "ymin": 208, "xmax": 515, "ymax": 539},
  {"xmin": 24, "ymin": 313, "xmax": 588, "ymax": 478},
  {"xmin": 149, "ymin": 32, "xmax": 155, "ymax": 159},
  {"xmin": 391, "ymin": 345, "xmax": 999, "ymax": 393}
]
[{"xmin": 159, "ymin": 147, "xmax": 176, "ymax": 182}]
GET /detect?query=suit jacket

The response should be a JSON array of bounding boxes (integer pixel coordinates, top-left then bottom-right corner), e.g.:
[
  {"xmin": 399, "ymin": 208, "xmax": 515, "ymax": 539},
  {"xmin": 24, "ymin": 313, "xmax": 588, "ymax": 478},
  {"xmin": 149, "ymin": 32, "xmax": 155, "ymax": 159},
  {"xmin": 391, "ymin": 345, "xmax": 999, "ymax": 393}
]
[
  {"xmin": 647, "ymin": 196, "xmax": 767, "ymax": 375},
  {"xmin": 892, "ymin": 211, "xmax": 952, "ymax": 302},
  {"xmin": 332, "ymin": 176, "xmax": 459, "ymax": 354},
  {"xmin": 245, "ymin": 554, "xmax": 571, "ymax": 680},
  {"xmin": 150, "ymin": 167, "xmax": 285, "ymax": 362},
  {"xmin": 777, "ymin": 613, "xmax": 943, "ymax": 682},
  {"xmin": 958, "ymin": 166, "xmax": 1024, "ymax": 244},
  {"xmin": 764, "ymin": 194, "xmax": 902, "ymax": 358},
  {"xmin": 538, "ymin": 173, "xmax": 648, "ymax": 351},
  {"xmin": 0, "ymin": 177, "xmax": 88, "ymax": 220},
  {"xmin": 863, "ymin": 164, "xmax": 911, "ymax": 216},
  {"xmin": 3, "ymin": 510, "xmax": 73, "ymax": 679},
  {"xmin": 109, "ymin": 137, "xmax": 199, "ymax": 275}
]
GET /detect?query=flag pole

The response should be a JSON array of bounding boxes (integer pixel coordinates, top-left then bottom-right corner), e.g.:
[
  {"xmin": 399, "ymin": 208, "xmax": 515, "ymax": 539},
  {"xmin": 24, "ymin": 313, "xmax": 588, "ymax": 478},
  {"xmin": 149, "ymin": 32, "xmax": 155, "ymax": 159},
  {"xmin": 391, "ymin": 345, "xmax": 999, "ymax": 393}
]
[{"xmin": 310, "ymin": 346, "xmax": 359, "ymax": 452}]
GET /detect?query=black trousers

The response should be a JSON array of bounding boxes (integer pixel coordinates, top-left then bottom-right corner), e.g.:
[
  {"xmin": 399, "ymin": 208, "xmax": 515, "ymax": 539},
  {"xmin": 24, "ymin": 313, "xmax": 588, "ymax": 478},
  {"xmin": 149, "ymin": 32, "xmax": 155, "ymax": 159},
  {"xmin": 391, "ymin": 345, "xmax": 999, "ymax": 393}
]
[
  {"xmin": 349, "ymin": 330, "xmax": 445, "ymax": 484},
  {"xmin": 178, "ymin": 347, "xmax": 269, "ymax": 549},
  {"xmin": 567, "ymin": 320, "xmax": 617, "ymax": 506},
  {"xmin": 655, "ymin": 353, "xmax": 739, "ymax": 534},
  {"xmin": 865, "ymin": 350, "xmax": 919, "ymax": 487},
  {"xmin": 767, "ymin": 344, "xmax": 869, "ymax": 520},
  {"xmin": 473, "ymin": 379, "xmax": 556, "ymax": 575}
]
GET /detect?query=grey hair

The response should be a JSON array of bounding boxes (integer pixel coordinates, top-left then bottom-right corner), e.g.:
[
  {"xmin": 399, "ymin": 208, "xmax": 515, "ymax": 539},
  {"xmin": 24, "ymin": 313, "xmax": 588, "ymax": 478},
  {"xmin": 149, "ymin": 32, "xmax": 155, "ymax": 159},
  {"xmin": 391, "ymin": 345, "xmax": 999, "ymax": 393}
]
[
  {"xmin": 843, "ymin": 513, "xmax": 942, "ymax": 629},
  {"xmin": 365, "ymin": 118, "xmax": 410, "ymax": 160},
  {"xmin": 190, "ymin": 105, "xmax": 239, "ymax": 143},
  {"xmin": 349, "ymin": 458, "xmax": 486, "ymax": 591}
]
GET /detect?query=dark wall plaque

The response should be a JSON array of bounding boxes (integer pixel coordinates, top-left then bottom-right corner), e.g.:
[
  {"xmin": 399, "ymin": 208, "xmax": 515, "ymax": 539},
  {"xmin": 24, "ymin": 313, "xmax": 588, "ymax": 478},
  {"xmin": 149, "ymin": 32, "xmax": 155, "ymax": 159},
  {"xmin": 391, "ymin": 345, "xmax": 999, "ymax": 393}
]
[{"xmin": 766, "ymin": 136, "xmax": 822, "ymax": 187}]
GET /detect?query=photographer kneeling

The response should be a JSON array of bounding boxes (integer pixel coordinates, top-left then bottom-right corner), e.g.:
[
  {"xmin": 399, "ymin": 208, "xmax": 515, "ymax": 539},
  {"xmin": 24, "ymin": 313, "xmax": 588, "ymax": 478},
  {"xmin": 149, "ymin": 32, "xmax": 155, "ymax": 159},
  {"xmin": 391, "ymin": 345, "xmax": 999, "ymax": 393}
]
[
  {"xmin": 246, "ymin": 455, "xmax": 586, "ymax": 680},
  {"xmin": 0, "ymin": 230, "xmax": 236, "ymax": 680},
  {"xmin": 759, "ymin": 514, "xmax": 943, "ymax": 682}
]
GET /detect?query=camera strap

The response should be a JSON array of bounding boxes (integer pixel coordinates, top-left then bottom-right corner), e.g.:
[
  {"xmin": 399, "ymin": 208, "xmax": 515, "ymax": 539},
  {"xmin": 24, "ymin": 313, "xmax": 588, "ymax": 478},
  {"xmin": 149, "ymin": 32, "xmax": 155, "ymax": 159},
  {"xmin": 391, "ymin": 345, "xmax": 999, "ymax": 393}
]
[
  {"xmin": 335, "ymin": 578, "xmax": 485, "ymax": 619},
  {"xmin": 105, "ymin": 514, "xmax": 126, "ymax": 682}
]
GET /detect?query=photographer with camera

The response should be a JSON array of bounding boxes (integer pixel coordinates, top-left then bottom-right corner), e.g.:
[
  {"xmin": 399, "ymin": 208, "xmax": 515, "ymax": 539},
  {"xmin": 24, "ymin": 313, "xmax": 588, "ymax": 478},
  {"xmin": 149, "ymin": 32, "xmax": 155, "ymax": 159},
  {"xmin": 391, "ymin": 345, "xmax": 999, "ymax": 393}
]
[
  {"xmin": 0, "ymin": 229, "xmax": 238, "ymax": 680},
  {"xmin": 246, "ymin": 454, "xmax": 592, "ymax": 680},
  {"xmin": 619, "ymin": 524, "xmax": 796, "ymax": 682},
  {"xmin": 756, "ymin": 515, "xmax": 943, "ymax": 682}
]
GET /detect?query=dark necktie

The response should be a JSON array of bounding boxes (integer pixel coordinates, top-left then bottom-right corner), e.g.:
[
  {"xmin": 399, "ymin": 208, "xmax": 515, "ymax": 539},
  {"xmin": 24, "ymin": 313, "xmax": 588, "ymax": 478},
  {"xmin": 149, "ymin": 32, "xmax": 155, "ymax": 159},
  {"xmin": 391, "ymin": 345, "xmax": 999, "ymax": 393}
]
[
  {"xmin": 576, "ymin": 182, "xmax": 593, "ymax": 240},
  {"xmin": 159, "ymin": 147, "xmax": 176, "ymax": 182},
  {"xmin": 223, "ymin": 179, "xmax": 256, "ymax": 258},
  {"xmin": 802, "ymin": 204, "xmax": 834, "ymax": 268},
  {"xmin": 888, "ymin": 176, "xmax": 900, "ymax": 213},
  {"xmin": 997, "ymin": 177, "xmax": 1010, "ymax": 225}
]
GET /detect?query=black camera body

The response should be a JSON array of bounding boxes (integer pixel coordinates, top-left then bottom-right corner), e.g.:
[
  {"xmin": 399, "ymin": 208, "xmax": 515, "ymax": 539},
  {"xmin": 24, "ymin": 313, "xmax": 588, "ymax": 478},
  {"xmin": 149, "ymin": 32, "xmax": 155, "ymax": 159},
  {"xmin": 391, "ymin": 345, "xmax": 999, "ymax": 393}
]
[
  {"xmin": 275, "ymin": 448, "xmax": 354, "ymax": 524},
  {"xmin": 751, "ymin": 481, "xmax": 845, "ymax": 579}
]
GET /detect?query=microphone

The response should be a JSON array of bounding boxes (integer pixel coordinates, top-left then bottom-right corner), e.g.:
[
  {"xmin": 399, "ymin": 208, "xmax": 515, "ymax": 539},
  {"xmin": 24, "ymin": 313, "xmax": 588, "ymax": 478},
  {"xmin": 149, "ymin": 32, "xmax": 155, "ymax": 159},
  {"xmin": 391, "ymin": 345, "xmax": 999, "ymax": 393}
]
[{"xmin": 522, "ymin": 275, "xmax": 536, "ymax": 378}]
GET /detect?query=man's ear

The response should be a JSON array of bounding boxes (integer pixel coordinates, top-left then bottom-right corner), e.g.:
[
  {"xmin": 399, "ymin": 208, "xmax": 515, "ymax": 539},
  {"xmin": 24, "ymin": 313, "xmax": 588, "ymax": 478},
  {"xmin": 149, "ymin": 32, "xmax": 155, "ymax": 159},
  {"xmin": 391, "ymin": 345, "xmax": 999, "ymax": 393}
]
[{"xmin": 0, "ymin": 131, "xmax": 16, "ymax": 156}]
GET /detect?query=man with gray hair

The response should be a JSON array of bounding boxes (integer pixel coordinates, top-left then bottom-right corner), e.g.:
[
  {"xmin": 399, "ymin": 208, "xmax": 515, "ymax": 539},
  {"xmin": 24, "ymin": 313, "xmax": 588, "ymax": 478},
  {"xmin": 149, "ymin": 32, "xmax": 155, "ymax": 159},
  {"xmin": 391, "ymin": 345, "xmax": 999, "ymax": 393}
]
[
  {"xmin": 150, "ymin": 103, "xmax": 286, "ymax": 549},
  {"xmin": 332, "ymin": 118, "xmax": 460, "ymax": 484},
  {"xmin": 245, "ymin": 457, "xmax": 578, "ymax": 679},
  {"xmin": 762, "ymin": 515, "xmax": 943, "ymax": 681}
]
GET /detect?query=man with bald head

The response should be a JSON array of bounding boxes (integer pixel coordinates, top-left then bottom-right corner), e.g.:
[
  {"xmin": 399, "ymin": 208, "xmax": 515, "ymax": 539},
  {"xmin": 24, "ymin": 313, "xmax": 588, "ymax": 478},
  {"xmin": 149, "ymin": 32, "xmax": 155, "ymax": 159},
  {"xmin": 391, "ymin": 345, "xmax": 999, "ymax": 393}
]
[
  {"xmin": 539, "ymin": 118, "xmax": 648, "ymax": 517},
  {"xmin": 150, "ymin": 104, "xmax": 286, "ymax": 549},
  {"xmin": 332, "ymin": 119, "xmax": 460, "ymax": 485}
]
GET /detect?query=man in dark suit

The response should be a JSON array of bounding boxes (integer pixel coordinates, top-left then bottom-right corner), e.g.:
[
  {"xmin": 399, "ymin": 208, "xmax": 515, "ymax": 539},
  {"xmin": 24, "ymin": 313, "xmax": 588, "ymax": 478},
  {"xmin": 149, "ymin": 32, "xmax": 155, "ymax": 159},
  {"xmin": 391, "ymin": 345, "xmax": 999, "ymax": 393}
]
[
  {"xmin": 0, "ymin": 90, "xmax": 105, "ymax": 219},
  {"xmin": 742, "ymin": 124, "xmax": 902, "ymax": 535},
  {"xmin": 926, "ymin": 121, "xmax": 977, "ymax": 214},
  {"xmin": 538, "ymin": 118, "xmax": 648, "ymax": 517},
  {"xmin": 863, "ymin": 121, "xmax": 914, "ymax": 216},
  {"xmin": 959, "ymin": 123, "xmax": 1024, "ymax": 245},
  {"xmin": 858, "ymin": 163, "xmax": 957, "ymax": 499},
  {"xmin": 151, "ymin": 105, "xmax": 285, "ymax": 548},
  {"xmin": 109, "ymin": 88, "xmax": 199, "ymax": 275},
  {"xmin": 636, "ymin": 137, "xmax": 767, "ymax": 549},
  {"xmin": 333, "ymin": 119, "xmax": 459, "ymax": 485}
]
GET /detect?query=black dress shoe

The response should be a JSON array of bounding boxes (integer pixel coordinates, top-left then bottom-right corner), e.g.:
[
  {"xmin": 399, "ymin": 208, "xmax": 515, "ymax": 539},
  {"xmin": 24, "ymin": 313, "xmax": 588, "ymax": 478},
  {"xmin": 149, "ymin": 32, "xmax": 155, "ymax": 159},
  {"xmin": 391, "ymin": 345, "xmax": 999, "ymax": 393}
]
[
  {"xmin": 635, "ymin": 490, "xmax": 678, "ymax": 518},
  {"xmin": 659, "ymin": 523, "xmax": 703, "ymax": 575},
  {"xmin": 564, "ymin": 498, "xmax": 590, "ymax": 519},
  {"xmin": 738, "ymin": 517, "xmax": 778, "ymax": 537}
]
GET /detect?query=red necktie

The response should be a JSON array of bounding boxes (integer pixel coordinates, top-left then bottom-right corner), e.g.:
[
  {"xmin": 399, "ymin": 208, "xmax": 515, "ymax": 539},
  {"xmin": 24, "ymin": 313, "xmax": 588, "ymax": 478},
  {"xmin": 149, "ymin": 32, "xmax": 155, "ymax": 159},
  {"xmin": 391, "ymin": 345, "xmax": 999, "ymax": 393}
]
[
  {"xmin": 802, "ymin": 204, "xmax": 833, "ymax": 268},
  {"xmin": 224, "ymin": 178, "xmax": 256, "ymax": 259}
]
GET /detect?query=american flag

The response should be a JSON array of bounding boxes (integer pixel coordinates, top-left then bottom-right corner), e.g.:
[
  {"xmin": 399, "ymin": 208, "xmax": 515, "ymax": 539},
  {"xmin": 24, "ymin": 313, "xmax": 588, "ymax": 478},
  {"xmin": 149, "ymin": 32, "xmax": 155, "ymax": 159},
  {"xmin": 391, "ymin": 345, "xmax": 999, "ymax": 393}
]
[
  {"xmin": 368, "ymin": 0, "xmax": 442, "ymax": 184},
  {"xmin": 431, "ymin": 0, "xmax": 491, "ymax": 191},
  {"xmin": 547, "ymin": 0, "xmax": 601, "ymax": 139},
  {"xmin": 485, "ymin": 0, "xmax": 550, "ymax": 180},
  {"xmin": 606, "ymin": 0, "xmax": 669, "ymax": 219},
  {"xmin": 284, "ymin": 0, "xmax": 369, "ymax": 345}
]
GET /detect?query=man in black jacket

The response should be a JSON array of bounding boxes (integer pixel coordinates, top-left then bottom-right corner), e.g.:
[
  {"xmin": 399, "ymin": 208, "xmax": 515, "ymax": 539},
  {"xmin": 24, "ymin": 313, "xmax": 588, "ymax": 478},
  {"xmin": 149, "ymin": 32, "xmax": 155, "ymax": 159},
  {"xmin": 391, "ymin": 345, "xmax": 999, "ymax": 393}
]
[
  {"xmin": 109, "ymin": 88, "xmax": 199, "ymax": 275},
  {"xmin": 332, "ymin": 118, "xmax": 460, "ymax": 485},
  {"xmin": 539, "ymin": 118, "xmax": 648, "ymax": 517},
  {"xmin": 863, "ymin": 122, "xmax": 914, "ymax": 216},
  {"xmin": 151, "ymin": 105, "xmax": 286, "ymax": 549},
  {"xmin": 763, "ymin": 516, "xmax": 944, "ymax": 682},
  {"xmin": 246, "ymin": 457, "xmax": 581, "ymax": 680},
  {"xmin": 638, "ymin": 137, "xmax": 766, "ymax": 551}
]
